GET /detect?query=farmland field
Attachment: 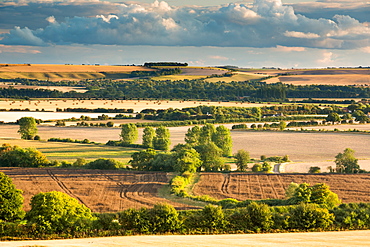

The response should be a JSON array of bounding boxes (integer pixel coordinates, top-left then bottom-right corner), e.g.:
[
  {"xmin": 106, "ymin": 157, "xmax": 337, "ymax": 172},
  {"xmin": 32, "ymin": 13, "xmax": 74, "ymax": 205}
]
[
  {"xmin": 0, "ymin": 64, "xmax": 154, "ymax": 80},
  {"xmin": 0, "ymin": 167, "xmax": 198, "ymax": 212},
  {"xmin": 2, "ymin": 168, "xmax": 370, "ymax": 213},
  {"xmin": 1, "ymin": 230, "xmax": 370, "ymax": 247},
  {"xmin": 1, "ymin": 125, "xmax": 370, "ymax": 167},
  {"xmin": 193, "ymin": 173, "xmax": 370, "ymax": 203}
]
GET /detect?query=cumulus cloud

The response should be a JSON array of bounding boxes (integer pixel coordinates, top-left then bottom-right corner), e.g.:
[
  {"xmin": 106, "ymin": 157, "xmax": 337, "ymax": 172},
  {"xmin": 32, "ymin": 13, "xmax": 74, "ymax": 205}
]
[
  {"xmin": 0, "ymin": 0, "xmax": 370, "ymax": 49},
  {"xmin": 274, "ymin": 45, "xmax": 306, "ymax": 52}
]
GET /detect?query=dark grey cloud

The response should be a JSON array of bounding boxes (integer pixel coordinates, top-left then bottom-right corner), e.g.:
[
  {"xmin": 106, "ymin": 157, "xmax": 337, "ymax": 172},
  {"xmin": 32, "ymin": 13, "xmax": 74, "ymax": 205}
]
[{"xmin": 1, "ymin": 0, "xmax": 369, "ymax": 49}]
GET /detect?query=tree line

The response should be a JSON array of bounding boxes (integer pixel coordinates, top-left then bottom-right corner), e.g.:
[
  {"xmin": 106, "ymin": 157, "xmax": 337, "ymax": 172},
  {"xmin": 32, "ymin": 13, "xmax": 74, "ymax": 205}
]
[{"xmin": 2, "ymin": 80, "xmax": 370, "ymax": 101}]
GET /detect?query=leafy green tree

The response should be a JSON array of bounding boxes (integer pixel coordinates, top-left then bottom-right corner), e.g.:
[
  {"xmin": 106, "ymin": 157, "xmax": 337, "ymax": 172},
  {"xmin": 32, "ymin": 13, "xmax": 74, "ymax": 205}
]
[
  {"xmin": 0, "ymin": 172, "xmax": 25, "ymax": 221},
  {"xmin": 289, "ymin": 183, "xmax": 312, "ymax": 204},
  {"xmin": 173, "ymin": 147, "xmax": 201, "ymax": 173},
  {"xmin": 185, "ymin": 204, "xmax": 226, "ymax": 232},
  {"xmin": 18, "ymin": 117, "xmax": 38, "ymax": 140},
  {"xmin": 285, "ymin": 182, "xmax": 299, "ymax": 199},
  {"xmin": 199, "ymin": 123, "xmax": 216, "ymax": 145},
  {"xmin": 118, "ymin": 208, "xmax": 150, "ymax": 233},
  {"xmin": 0, "ymin": 144, "xmax": 49, "ymax": 167},
  {"xmin": 212, "ymin": 125, "xmax": 232, "ymax": 157},
  {"xmin": 252, "ymin": 163, "xmax": 262, "ymax": 172},
  {"xmin": 335, "ymin": 148, "xmax": 360, "ymax": 173},
  {"xmin": 311, "ymin": 183, "xmax": 341, "ymax": 208},
  {"xmin": 130, "ymin": 148, "xmax": 157, "ymax": 170},
  {"xmin": 289, "ymin": 203, "xmax": 334, "ymax": 230},
  {"xmin": 308, "ymin": 166, "xmax": 321, "ymax": 173},
  {"xmin": 261, "ymin": 161, "xmax": 272, "ymax": 173},
  {"xmin": 279, "ymin": 121, "xmax": 287, "ymax": 131},
  {"xmin": 151, "ymin": 152, "xmax": 175, "ymax": 171},
  {"xmin": 142, "ymin": 126, "xmax": 155, "ymax": 148},
  {"xmin": 196, "ymin": 142, "xmax": 224, "ymax": 171},
  {"xmin": 120, "ymin": 123, "xmax": 138, "ymax": 145},
  {"xmin": 148, "ymin": 203, "xmax": 180, "ymax": 233},
  {"xmin": 326, "ymin": 112, "xmax": 341, "ymax": 124},
  {"xmin": 185, "ymin": 125, "xmax": 201, "ymax": 147},
  {"xmin": 26, "ymin": 191, "xmax": 94, "ymax": 233},
  {"xmin": 353, "ymin": 110, "xmax": 369, "ymax": 123},
  {"xmin": 235, "ymin": 150, "xmax": 250, "ymax": 171},
  {"xmin": 86, "ymin": 158, "xmax": 124, "ymax": 170},
  {"xmin": 252, "ymin": 107, "xmax": 262, "ymax": 120},
  {"xmin": 153, "ymin": 126, "xmax": 171, "ymax": 151}
]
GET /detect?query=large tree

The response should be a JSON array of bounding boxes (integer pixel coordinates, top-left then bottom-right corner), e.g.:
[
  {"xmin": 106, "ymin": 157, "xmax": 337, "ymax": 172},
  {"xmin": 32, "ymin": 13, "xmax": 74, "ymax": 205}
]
[
  {"xmin": 212, "ymin": 125, "xmax": 232, "ymax": 157},
  {"xmin": 326, "ymin": 112, "xmax": 341, "ymax": 124},
  {"xmin": 185, "ymin": 125, "xmax": 201, "ymax": 147},
  {"xmin": 0, "ymin": 144, "xmax": 49, "ymax": 167},
  {"xmin": 18, "ymin": 117, "xmax": 38, "ymax": 140},
  {"xmin": 335, "ymin": 148, "xmax": 360, "ymax": 173},
  {"xmin": 120, "ymin": 123, "xmax": 138, "ymax": 145},
  {"xmin": 142, "ymin": 126, "xmax": 155, "ymax": 148},
  {"xmin": 235, "ymin": 150, "xmax": 250, "ymax": 171},
  {"xmin": 173, "ymin": 146, "xmax": 201, "ymax": 173},
  {"xmin": 26, "ymin": 191, "xmax": 94, "ymax": 233},
  {"xmin": 0, "ymin": 172, "xmax": 25, "ymax": 221},
  {"xmin": 153, "ymin": 126, "xmax": 171, "ymax": 151}
]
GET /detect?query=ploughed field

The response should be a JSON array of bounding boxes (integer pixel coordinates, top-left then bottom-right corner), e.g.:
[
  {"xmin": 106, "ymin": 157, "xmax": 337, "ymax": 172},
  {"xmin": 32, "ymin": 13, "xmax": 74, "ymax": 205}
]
[
  {"xmin": 0, "ymin": 167, "xmax": 197, "ymax": 213},
  {"xmin": 2, "ymin": 168, "xmax": 370, "ymax": 213},
  {"xmin": 193, "ymin": 173, "xmax": 370, "ymax": 203}
]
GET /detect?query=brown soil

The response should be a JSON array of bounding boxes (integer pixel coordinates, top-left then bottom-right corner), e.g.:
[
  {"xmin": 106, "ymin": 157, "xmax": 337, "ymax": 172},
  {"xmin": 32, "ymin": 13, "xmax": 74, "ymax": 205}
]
[{"xmin": 193, "ymin": 173, "xmax": 370, "ymax": 203}]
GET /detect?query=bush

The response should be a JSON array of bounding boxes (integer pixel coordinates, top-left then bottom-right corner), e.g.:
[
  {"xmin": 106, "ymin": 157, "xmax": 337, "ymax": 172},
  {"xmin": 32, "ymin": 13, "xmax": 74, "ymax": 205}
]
[
  {"xmin": 26, "ymin": 191, "xmax": 95, "ymax": 234},
  {"xmin": 288, "ymin": 203, "xmax": 334, "ymax": 230},
  {"xmin": 86, "ymin": 158, "xmax": 124, "ymax": 170}
]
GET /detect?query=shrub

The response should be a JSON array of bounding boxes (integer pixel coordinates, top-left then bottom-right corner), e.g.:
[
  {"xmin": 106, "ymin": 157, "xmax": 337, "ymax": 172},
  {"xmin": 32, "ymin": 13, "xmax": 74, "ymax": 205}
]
[
  {"xmin": 26, "ymin": 191, "xmax": 94, "ymax": 234},
  {"xmin": 86, "ymin": 158, "xmax": 124, "ymax": 170}
]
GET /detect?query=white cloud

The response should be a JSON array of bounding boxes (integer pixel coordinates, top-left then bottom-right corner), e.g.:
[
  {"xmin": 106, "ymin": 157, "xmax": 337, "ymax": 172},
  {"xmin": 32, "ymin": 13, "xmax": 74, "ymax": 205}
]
[
  {"xmin": 0, "ymin": 0, "xmax": 369, "ymax": 50},
  {"xmin": 0, "ymin": 44, "xmax": 41, "ymax": 53},
  {"xmin": 209, "ymin": 55, "xmax": 229, "ymax": 60},
  {"xmin": 317, "ymin": 51, "xmax": 335, "ymax": 64},
  {"xmin": 284, "ymin": 31, "xmax": 320, "ymax": 39},
  {"xmin": 275, "ymin": 45, "xmax": 306, "ymax": 52}
]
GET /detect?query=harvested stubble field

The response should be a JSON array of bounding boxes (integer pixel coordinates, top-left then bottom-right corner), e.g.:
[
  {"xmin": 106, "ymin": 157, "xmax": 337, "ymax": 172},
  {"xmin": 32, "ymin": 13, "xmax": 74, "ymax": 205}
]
[
  {"xmin": 1, "ymin": 125, "xmax": 370, "ymax": 169},
  {"xmin": 0, "ymin": 167, "xmax": 197, "ymax": 213},
  {"xmin": 193, "ymin": 173, "xmax": 370, "ymax": 203}
]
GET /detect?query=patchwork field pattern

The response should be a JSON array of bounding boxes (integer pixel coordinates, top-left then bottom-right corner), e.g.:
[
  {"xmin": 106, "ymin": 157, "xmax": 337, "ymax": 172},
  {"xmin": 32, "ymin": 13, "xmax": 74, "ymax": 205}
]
[
  {"xmin": 193, "ymin": 173, "xmax": 370, "ymax": 203},
  {"xmin": 0, "ymin": 168, "xmax": 196, "ymax": 213}
]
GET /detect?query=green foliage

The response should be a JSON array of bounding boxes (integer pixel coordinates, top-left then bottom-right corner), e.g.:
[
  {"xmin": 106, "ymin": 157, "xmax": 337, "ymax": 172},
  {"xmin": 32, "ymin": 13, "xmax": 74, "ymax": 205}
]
[
  {"xmin": 326, "ymin": 112, "xmax": 341, "ymax": 124},
  {"xmin": 287, "ymin": 183, "xmax": 341, "ymax": 209},
  {"xmin": 153, "ymin": 126, "xmax": 171, "ymax": 151},
  {"xmin": 173, "ymin": 147, "xmax": 201, "ymax": 173},
  {"xmin": 185, "ymin": 125, "xmax": 201, "ymax": 147},
  {"xmin": 118, "ymin": 208, "xmax": 150, "ymax": 233},
  {"xmin": 18, "ymin": 117, "xmax": 38, "ymax": 140},
  {"xmin": 195, "ymin": 142, "xmax": 224, "ymax": 171},
  {"xmin": 142, "ymin": 127, "xmax": 155, "ymax": 148},
  {"xmin": 252, "ymin": 163, "xmax": 262, "ymax": 172},
  {"xmin": 148, "ymin": 203, "xmax": 180, "ymax": 233},
  {"xmin": 199, "ymin": 123, "xmax": 216, "ymax": 145},
  {"xmin": 288, "ymin": 203, "xmax": 334, "ymax": 230},
  {"xmin": 0, "ymin": 172, "xmax": 25, "ymax": 221},
  {"xmin": 120, "ymin": 123, "xmax": 138, "ymax": 145},
  {"xmin": 0, "ymin": 144, "xmax": 49, "ymax": 167},
  {"xmin": 26, "ymin": 191, "xmax": 94, "ymax": 234},
  {"xmin": 129, "ymin": 148, "xmax": 157, "ymax": 170},
  {"xmin": 86, "ymin": 158, "xmax": 124, "ymax": 170},
  {"xmin": 261, "ymin": 161, "xmax": 272, "ymax": 173},
  {"xmin": 335, "ymin": 148, "xmax": 360, "ymax": 173},
  {"xmin": 279, "ymin": 121, "xmax": 287, "ymax": 131},
  {"xmin": 213, "ymin": 125, "xmax": 232, "ymax": 157},
  {"xmin": 309, "ymin": 166, "xmax": 321, "ymax": 173},
  {"xmin": 332, "ymin": 203, "xmax": 370, "ymax": 229},
  {"xmin": 229, "ymin": 202, "xmax": 273, "ymax": 232},
  {"xmin": 184, "ymin": 205, "xmax": 226, "ymax": 232},
  {"xmin": 151, "ymin": 152, "xmax": 175, "ymax": 171}
]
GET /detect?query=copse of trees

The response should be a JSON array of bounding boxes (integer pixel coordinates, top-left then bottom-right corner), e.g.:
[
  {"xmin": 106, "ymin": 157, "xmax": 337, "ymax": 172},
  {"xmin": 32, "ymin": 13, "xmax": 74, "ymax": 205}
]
[
  {"xmin": 0, "ymin": 144, "xmax": 49, "ymax": 168},
  {"xmin": 335, "ymin": 148, "xmax": 361, "ymax": 173}
]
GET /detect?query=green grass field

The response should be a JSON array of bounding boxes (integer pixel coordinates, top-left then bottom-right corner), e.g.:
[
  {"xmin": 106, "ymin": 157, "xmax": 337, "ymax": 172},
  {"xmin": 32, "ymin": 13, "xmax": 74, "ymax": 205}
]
[
  {"xmin": 151, "ymin": 75, "xmax": 207, "ymax": 80},
  {"xmin": 0, "ymin": 138, "xmax": 140, "ymax": 163},
  {"xmin": 205, "ymin": 73, "xmax": 265, "ymax": 82}
]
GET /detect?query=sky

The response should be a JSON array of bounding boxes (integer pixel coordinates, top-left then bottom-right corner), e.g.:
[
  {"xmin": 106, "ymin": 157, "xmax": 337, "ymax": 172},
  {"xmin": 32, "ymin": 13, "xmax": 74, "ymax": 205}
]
[{"xmin": 0, "ymin": 0, "xmax": 369, "ymax": 68}]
